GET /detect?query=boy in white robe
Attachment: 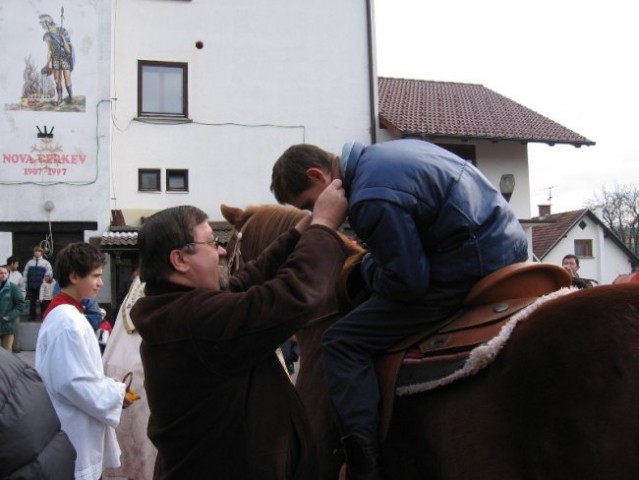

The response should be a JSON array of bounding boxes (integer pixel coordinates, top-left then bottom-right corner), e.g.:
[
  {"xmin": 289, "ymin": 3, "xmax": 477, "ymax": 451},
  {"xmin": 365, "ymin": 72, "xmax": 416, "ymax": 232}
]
[{"xmin": 36, "ymin": 242, "xmax": 131, "ymax": 480}]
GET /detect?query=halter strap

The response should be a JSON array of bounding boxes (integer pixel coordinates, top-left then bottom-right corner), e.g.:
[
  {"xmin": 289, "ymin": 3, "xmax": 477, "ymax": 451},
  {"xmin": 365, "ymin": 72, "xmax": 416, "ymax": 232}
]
[{"xmin": 227, "ymin": 214, "xmax": 257, "ymax": 275}]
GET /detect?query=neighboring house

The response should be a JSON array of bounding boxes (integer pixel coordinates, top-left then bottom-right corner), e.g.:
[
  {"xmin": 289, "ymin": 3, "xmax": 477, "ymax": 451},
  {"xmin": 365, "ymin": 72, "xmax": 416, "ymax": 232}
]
[
  {"xmin": 530, "ymin": 206, "xmax": 639, "ymax": 285},
  {"xmin": 377, "ymin": 77, "xmax": 595, "ymax": 224}
]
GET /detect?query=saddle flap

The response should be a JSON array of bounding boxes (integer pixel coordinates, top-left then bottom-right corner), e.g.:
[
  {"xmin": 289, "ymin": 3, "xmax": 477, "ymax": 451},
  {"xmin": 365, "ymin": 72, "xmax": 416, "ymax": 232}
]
[
  {"xmin": 440, "ymin": 297, "xmax": 537, "ymax": 333},
  {"xmin": 464, "ymin": 262, "xmax": 571, "ymax": 306},
  {"xmin": 376, "ymin": 297, "xmax": 536, "ymax": 442}
]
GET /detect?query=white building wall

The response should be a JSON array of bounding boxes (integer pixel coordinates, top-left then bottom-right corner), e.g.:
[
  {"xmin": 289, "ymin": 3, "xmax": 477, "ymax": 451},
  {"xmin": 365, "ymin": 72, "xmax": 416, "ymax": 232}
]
[
  {"xmin": 602, "ymin": 235, "xmax": 637, "ymax": 282},
  {"xmin": 0, "ymin": 0, "xmax": 112, "ymax": 260},
  {"xmin": 111, "ymin": 0, "xmax": 374, "ymax": 223}
]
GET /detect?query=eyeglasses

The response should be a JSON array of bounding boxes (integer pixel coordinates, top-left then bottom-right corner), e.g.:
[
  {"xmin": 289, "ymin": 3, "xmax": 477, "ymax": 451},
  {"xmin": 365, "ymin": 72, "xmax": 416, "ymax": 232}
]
[{"xmin": 181, "ymin": 237, "xmax": 221, "ymax": 251}]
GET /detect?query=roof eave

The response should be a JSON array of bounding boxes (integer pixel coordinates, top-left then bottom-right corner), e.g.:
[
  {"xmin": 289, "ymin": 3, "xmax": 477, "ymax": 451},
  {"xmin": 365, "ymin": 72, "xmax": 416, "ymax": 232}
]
[{"xmin": 386, "ymin": 129, "xmax": 595, "ymax": 148}]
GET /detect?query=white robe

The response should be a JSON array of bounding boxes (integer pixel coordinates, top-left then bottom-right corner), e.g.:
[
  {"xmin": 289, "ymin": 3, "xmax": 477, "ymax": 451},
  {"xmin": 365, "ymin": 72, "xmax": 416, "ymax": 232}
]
[
  {"xmin": 36, "ymin": 303, "xmax": 125, "ymax": 480},
  {"xmin": 103, "ymin": 277, "xmax": 158, "ymax": 480}
]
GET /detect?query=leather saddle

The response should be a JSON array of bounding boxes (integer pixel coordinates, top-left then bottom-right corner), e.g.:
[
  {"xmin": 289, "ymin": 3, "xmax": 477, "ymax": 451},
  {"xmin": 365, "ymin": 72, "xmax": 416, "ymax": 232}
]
[{"xmin": 371, "ymin": 262, "xmax": 572, "ymax": 441}]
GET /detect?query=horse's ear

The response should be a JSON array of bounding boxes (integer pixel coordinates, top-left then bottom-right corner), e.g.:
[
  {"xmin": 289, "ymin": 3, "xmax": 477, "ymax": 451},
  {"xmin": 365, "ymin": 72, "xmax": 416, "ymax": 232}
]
[{"xmin": 220, "ymin": 204, "xmax": 245, "ymax": 227}]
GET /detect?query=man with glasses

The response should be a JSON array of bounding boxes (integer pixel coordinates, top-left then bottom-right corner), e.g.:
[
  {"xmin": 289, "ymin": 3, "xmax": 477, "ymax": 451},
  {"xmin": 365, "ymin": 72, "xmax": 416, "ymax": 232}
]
[{"xmin": 131, "ymin": 182, "xmax": 347, "ymax": 480}]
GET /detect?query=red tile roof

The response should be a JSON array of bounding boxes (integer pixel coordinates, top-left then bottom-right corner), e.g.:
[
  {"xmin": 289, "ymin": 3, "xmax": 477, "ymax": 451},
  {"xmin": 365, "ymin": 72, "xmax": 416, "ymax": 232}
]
[
  {"xmin": 531, "ymin": 209, "xmax": 587, "ymax": 259},
  {"xmin": 378, "ymin": 77, "xmax": 595, "ymax": 147}
]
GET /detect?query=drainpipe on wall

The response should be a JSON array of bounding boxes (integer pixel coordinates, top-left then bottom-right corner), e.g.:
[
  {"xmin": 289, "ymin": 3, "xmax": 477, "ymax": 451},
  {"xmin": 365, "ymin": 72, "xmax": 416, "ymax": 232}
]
[{"xmin": 366, "ymin": 0, "xmax": 378, "ymax": 144}]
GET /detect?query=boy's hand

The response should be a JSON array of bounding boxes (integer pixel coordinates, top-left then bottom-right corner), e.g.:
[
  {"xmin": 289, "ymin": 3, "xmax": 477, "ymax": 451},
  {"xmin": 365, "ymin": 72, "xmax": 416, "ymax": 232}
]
[{"xmin": 311, "ymin": 179, "xmax": 347, "ymax": 229}]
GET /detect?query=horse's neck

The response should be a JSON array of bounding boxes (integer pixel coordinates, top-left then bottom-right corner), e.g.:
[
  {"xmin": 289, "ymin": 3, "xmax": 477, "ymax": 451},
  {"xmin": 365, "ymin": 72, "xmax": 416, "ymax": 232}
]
[
  {"xmin": 295, "ymin": 315, "xmax": 342, "ymax": 476},
  {"xmin": 296, "ymin": 322, "xmax": 328, "ymax": 373}
]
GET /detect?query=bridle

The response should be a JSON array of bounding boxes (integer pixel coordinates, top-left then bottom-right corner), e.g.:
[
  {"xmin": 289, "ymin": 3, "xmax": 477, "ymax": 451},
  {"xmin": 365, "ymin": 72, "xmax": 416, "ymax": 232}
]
[{"xmin": 226, "ymin": 214, "xmax": 257, "ymax": 275}]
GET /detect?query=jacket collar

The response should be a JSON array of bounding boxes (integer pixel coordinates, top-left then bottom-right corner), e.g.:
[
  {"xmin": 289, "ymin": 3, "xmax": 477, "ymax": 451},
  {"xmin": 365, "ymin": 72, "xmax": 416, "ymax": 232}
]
[{"xmin": 145, "ymin": 279, "xmax": 194, "ymax": 296}]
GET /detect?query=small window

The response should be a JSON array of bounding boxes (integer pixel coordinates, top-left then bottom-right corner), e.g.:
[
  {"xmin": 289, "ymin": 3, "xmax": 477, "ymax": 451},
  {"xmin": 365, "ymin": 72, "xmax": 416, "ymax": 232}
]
[
  {"xmin": 166, "ymin": 169, "xmax": 188, "ymax": 192},
  {"xmin": 138, "ymin": 60, "xmax": 188, "ymax": 118},
  {"xmin": 138, "ymin": 169, "xmax": 161, "ymax": 192},
  {"xmin": 574, "ymin": 239, "xmax": 593, "ymax": 257}
]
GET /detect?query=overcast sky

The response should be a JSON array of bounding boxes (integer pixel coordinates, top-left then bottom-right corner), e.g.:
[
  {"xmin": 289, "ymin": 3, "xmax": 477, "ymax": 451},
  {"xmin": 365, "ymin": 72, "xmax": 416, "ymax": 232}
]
[{"xmin": 374, "ymin": 0, "xmax": 638, "ymax": 217}]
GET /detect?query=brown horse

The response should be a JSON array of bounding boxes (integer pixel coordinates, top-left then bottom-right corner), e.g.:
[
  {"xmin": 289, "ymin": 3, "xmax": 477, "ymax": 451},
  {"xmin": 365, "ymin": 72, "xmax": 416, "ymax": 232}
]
[{"xmin": 221, "ymin": 203, "xmax": 639, "ymax": 480}]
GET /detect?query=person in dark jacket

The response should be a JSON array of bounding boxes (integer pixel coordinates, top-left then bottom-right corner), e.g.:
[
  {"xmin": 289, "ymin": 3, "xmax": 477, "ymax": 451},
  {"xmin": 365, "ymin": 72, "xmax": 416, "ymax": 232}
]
[
  {"xmin": 131, "ymin": 184, "xmax": 347, "ymax": 480},
  {"xmin": 23, "ymin": 246, "xmax": 53, "ymax": 321},
  {"xmin": 271, "ymin": 139, "xmax": 529, "ymax": 479},
  {"xmin": 561, "ymin": 254, "xmax": 595, "ymax": 289},
  {"xmin": 0, "ymin": 265, "xmax": 26, "ymax": 352},
  {"xmin": 0, "ymin": 347, "xmax": 76, "ymax": 479}
]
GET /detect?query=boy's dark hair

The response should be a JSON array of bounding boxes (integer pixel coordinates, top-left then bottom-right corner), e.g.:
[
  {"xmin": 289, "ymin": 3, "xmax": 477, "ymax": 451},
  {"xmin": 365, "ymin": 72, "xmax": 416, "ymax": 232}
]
[
  {"xmin": 6, "ymin": 256, "xmax": 18, "ymax": 265},
  {"xmin": 138, "ymin": 205, "xmax": 208, "ymax": 284},
  {"xmin": 55, "ymin": 242, "xmax": 106, "ymax": 288},
  {"xmin": 270, "ymin": 144, "xmax": 334, "ymax": 204}
]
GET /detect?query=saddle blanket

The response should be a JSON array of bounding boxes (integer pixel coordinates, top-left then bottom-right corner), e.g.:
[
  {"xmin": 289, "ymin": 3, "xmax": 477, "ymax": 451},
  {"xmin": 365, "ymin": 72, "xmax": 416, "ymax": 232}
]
[{"xmin": 396, "ymin": 287, "xmax": 577, "ymax": 396}]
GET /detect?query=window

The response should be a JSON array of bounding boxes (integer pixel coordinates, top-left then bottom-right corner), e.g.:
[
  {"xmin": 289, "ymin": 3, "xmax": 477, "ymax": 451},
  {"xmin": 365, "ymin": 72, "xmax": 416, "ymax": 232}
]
[
  {"xmin": 437, "ymin": 144, "xmax": 477, "ymax": 165},
  {"xmin": 138, "ymin": 61, "xmax": 188, "ymax": 118},
  {"xmin": 166, "ymin": 169, "xmax": 189, "ymax": 192},
  {"xmin": 138, "ymin": 169, "xmax": 161, "ymax": 192},
  {"xmin": 574, "ymin": 239, "xmax": 593, "ymax": 257}
]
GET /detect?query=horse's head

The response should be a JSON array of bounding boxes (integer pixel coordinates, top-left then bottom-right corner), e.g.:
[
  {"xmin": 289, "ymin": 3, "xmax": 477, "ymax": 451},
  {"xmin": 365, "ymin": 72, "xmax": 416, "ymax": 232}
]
[
  {"xmin": 221, "ymin": 203, "xmax": 368, "ymax": 310},
  {"xmin": 221, "ymin": 202, "xmax": 365, "ymax": 478},
  {"xmin": 221, "ymin": 203, "xmax": 308, "ymax": 274}
]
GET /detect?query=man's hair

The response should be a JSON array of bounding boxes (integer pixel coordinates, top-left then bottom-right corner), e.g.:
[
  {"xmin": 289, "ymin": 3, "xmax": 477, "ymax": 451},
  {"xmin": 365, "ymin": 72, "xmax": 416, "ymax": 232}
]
[
  {"xmin": 33, "ymin": 246, "xmax": 44, "ymax": 254},
  {"xmin": 562, "ymin": 254, "xmax": 580, "ymax": 267},
  {"xmin": 55, "ymin": 242, "xmax": 106, "ymax": 288},
  {"xmin": 138, "ymin": 205, "xmax": 209, "ymax": 283},
  {"xmin": 6, "ymin": 256, "xmax": 18, "ymax": 265},
  {"xmin": 271, "ymin": 144, "xmax": 334, "ymax": 204}
]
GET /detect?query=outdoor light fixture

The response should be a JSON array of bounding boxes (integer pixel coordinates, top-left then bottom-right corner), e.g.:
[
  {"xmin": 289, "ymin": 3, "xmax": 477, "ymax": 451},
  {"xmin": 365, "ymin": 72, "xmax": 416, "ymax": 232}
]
[{"xmin": 499, "ymin": 174, "xmax": 515, "ymax": 202}]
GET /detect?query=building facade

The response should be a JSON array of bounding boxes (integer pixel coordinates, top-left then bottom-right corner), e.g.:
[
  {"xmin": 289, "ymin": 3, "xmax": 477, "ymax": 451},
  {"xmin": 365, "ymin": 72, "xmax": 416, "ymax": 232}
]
[{"xmin": 1, "ymin": 0, "xmax": 377, "ymax": 310}]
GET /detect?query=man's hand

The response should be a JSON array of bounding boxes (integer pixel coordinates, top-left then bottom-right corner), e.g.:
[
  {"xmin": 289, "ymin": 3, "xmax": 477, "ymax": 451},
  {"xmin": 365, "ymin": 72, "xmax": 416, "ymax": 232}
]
[{"xmin": 310, "ymin": 179, "xmax": 347, "ymax": 230}]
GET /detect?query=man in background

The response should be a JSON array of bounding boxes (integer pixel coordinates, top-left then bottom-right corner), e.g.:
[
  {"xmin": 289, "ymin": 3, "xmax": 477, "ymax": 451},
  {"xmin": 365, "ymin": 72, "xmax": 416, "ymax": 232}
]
[
  {"xmin": 23, "ymin": 246, "xmax": 52, "ymax": 321},
  {"xmin": 561, "ymin": 254, "xmax": 594, "ymax": 289}
]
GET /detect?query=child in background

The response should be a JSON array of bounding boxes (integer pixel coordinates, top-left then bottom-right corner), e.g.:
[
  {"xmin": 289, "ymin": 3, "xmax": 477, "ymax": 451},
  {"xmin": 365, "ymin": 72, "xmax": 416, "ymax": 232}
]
[{"xmin": 39, "ymin": 276, "xmax": 57, "ymax": 319}]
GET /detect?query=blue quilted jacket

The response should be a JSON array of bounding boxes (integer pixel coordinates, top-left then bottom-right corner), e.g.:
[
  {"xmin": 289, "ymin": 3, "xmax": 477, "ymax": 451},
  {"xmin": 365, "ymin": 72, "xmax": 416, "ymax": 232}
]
[{"xmin": 342, "ymin": 140, "xmax": 528, "ymax": 303}]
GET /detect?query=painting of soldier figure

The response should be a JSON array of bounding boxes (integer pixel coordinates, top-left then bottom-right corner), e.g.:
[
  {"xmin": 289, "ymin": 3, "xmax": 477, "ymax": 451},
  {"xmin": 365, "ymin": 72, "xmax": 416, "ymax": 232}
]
[{"xmin": 6, "ymin": 7, "xmax": 86, "ymax": 112}]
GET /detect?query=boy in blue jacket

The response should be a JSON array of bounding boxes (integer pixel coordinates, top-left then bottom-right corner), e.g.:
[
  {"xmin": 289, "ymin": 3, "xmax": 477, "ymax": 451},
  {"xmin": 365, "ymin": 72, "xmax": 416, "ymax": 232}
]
[{"xmin": 271, "ymin": 139, "xmax": 528, "ymax": 479}]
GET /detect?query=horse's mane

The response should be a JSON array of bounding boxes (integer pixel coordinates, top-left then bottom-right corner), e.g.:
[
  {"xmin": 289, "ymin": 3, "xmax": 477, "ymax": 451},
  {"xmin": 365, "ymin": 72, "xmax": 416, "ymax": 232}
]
[
  {"xmin": 229, "ymin": 204, "xmax": 365, "ymax": 264},
  {"xmin": 237, "ymin": 205, "xmax": 307, "ymax": 261}
]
